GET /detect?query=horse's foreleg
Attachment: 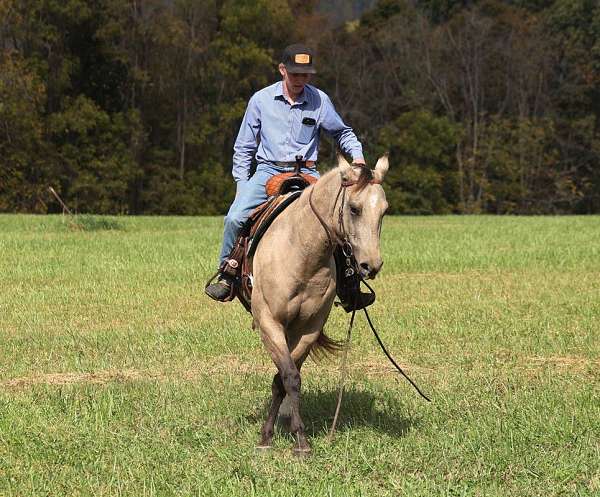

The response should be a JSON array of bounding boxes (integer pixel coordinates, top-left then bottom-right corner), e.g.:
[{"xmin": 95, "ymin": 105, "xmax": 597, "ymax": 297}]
[
  {"xmin": 257, "ymin": 373, "xmax": 284, "ymax": 449},
  {"xmin": 259, "ymin": 323, "xmax": 311, "ymax": 454},
  {"xmin": 278, "ymin": 348, "xmax": 312, "ymax": 421}
]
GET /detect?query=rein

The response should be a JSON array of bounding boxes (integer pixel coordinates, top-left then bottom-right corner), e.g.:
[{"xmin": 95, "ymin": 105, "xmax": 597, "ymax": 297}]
[
  {"xmin": 308, "ymin": 186, "xmax": 337, "ymax": 248},
  {"xmin": 310, "ymin": 167, "xmax": 431, "ymax": 439}
]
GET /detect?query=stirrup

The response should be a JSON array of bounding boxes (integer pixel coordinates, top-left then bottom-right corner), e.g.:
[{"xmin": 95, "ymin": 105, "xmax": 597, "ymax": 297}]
[{"xmin": 205, "ymin": 272, "xmax": 235, "ymax": 302}]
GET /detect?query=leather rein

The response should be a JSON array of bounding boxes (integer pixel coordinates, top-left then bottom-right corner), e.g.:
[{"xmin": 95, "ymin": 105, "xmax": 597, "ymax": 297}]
[{"xmin": 308, "ymin": 169, "xmax": 432, "ymax": 414}]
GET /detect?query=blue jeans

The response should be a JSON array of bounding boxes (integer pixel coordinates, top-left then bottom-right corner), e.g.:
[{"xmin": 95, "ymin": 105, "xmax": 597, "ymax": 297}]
[{"xmin": 218, "ymin": 162, "xmax": 320, "ymax": 266}]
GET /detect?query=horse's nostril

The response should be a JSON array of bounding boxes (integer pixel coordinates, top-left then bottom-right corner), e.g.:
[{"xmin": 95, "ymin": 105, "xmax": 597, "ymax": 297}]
[
  {"xmin": 359, "ymin": 262, "xmax": 375, "ymax": 278},
  {"xmin": 360, "ymin": 261, "xmax": 382, "ymax": 279}
]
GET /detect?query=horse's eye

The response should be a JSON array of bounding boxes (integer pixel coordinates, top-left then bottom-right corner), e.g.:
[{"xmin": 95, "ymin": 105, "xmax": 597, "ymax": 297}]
[{"xmin": 350, "ymin": 206, "xmax": 361, "ymax": 216}]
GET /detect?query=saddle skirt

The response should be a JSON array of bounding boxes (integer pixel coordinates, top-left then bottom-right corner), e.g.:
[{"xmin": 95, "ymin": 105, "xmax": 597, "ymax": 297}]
[
  {"xmin": 221, "ymin": 189, "xmax": 303, "ymax": 313},
  {"xmin": 246, "ymin": 190, "xmax": 302, "ymax": 257}
]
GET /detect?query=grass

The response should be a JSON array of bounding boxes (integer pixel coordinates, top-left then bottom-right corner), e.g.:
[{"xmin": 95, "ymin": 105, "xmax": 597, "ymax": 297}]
[
  {"xmin": 0, "ymin": 214, "xmax": 598, "ymax": 496},
  {"xmin": 70, "ymin": 214, "xmax": 124, "ymax": 232}
]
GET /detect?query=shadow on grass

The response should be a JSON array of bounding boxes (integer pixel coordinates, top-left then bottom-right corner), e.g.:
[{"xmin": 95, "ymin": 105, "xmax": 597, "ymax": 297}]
[{"xmin": 247, "ymin": 387, "xmax": 418, "ymax": 440}]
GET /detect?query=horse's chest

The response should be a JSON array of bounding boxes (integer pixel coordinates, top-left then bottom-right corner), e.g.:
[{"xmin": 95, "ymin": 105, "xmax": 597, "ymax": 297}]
[{"xmin": 289, "ymin": 276, "xmax": 335, "ymax": 322}]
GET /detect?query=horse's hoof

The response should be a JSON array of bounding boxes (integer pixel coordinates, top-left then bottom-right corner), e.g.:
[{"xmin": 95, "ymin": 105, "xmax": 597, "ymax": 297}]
[
  {"xmin": 293, "ymin": 435, "xmax": 312, "ymax": 457},
  {"xmin": 293, "ymin": 433, "xmax": 311, "ymax": 456},
  {"xmin": 293, "ymin": 445, "xmax": 312, "ymax": 458}
]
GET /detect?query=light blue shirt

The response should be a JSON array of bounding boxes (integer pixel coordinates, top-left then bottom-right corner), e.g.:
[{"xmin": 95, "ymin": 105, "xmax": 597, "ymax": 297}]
[{"xmin": 232, "ymin": 81, "xmax": 364, "ymax": 182}]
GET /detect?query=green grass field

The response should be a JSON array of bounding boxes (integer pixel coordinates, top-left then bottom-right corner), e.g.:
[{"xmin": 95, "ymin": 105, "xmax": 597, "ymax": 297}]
[{"xmin": 1, "ymin": 214, "xmax": 599, "ymax": 496}]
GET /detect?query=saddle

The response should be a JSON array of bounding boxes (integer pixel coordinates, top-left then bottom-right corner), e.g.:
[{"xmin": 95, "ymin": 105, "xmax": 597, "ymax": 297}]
[{"xmin": 218, "ymin": 157, "xmax": 315, "ymax": 312}]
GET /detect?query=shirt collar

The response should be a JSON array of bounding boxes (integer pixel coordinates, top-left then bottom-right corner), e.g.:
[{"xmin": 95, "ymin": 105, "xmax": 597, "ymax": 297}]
[{"xmin": 274, "ymin": 81, "xmax": 308, "ymax": 105}]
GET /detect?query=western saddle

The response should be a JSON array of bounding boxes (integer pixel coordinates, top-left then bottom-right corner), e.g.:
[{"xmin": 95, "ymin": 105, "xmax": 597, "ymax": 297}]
[{"xmin": 216, "ymin": 156, "xmax": 316, "ymax": 312}]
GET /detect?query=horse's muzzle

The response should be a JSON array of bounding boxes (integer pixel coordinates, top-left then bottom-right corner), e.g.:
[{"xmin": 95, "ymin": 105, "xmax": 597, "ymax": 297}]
[{"xmin": 359, "ymin": 260, "xmax": 383, "ymax": 279}]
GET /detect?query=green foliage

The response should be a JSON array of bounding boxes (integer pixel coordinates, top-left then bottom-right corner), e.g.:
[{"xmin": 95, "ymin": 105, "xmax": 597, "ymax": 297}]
[
  {"xmin": 378, "ymin": 111, "xmax": 460, "ymax": 214},
  {"xmin": 1, "ymin": 0, "xmax": 599, "ymax": 215},
  {"xmin": 482, "ymin": 117, "xmax": 566, "ymax": 213},
  {"xmin": 0, "ymin": 51, "xmax": 48, "ymax": 213},
  {"xmin": 543, "ymin": 0, "xmax": 600, "ymax": 212},
  {"xmin": 360, "ymin": 0, "xmax": 409, "ymax": 27},
  {"xmin": 47, "ymin": 96, "xmax": 139, "ymax": 214}
]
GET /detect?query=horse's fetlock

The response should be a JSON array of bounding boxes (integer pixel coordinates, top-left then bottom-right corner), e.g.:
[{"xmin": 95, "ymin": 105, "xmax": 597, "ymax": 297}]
[{"xmin": 290, "ymin": 420, "xmax": 305, "ymax": 435}]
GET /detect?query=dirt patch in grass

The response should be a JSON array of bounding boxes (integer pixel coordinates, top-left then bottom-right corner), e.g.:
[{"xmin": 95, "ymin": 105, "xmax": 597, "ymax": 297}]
[
  {"xmin": 524, "ymin": 355, "xmax": 600, "ymax": 369},
  {"xmin": 3, "ymin": 354, "xmax": 597, "ymax": 390},
  {"xmin": 1, "ymin": 355, "xmax": 425, "ymax": 390},
  {"xmin": 1, "ymin": 356, "xmax": 271, "ymax": 390},
  {"xmin": 2, "ymin": 369, "xmax": 163, "ymax": 388}
]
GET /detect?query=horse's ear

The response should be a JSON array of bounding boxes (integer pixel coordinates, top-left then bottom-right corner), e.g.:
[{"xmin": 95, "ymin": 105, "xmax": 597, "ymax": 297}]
[
  {"xmin": 337, "ymin": 153, "xmax": 362, "ymax": 183},
  {"xmin": 337, "ymin": 153, "xmax": 352, "ymax": 169},
  {"xmin": 373, "ymin": 153, "xmax": 389, "ymax": 183}
]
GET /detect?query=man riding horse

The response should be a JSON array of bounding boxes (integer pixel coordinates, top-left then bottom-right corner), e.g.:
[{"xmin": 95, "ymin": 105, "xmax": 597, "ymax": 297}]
[{"xmin": 205, "ymin": 44, "xmax": 374, "ymax": 311}]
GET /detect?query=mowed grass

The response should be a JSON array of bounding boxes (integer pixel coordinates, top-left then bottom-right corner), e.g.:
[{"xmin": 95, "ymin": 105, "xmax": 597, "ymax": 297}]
[{"xmin": 1, "ymin": 214, "xmax": 599, "ymax": 497}]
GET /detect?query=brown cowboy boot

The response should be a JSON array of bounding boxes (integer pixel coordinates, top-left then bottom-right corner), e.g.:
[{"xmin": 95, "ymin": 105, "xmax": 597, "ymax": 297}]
[{"xmin": 334, "ymin": 247, "xmax": 376, "ymax": 313}]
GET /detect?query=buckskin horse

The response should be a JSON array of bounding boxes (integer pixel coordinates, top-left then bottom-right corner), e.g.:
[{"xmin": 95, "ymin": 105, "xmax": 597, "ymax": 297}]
[{"xmin": 251, "ymin": 154, "xmax": 389, "ymax": 454}]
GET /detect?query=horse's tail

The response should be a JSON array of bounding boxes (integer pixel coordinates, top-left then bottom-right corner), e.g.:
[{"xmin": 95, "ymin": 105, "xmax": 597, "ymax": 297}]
[{"xmin": 310, "ymin": 330, "xmax": 343, "ymax": 360}]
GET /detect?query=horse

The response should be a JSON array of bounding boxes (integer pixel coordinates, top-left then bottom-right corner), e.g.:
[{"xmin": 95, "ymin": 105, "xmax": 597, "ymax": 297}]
[{"xmin": 251, "ymin": 154, "xmax": 389, "ymax": 454}]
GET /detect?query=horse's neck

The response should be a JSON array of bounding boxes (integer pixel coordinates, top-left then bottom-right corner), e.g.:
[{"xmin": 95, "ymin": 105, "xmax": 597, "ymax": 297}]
[
  {"xmin": 283, "ymin": 171, "xmax": 341, "ymax": 264},
  {"xmin": 307, "ymin": 170, "xmax": 341, "ymax": 234}
]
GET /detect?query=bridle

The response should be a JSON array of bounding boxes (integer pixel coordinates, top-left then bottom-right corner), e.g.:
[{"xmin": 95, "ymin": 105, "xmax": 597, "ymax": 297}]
[
  {"xmin": 308, "ymin": 166, "xmax": 432, "ymax": 422},
  {"xmin": 308, "ymin": 165, "xmax": 382, "ymax": 257}
]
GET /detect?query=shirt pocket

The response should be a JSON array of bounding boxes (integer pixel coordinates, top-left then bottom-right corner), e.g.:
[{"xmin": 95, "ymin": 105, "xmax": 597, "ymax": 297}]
[{"xmin": 296, "ymin": 115, "xmax": 317, "ymax": 144}]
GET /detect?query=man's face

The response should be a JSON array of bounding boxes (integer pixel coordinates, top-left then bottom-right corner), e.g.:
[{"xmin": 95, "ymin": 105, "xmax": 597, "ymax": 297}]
[{"xmin": 279, "ymin": 64, "xmax": 311, "ymax": 98}]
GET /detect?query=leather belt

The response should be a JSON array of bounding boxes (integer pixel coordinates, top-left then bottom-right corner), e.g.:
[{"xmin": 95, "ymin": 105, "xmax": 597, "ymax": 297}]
[{"xmin": 272, "ymin": 160, "xmax": 316, "ymax": 169}]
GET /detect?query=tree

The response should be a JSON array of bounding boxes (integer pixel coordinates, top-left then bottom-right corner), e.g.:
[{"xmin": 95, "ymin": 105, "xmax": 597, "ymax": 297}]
[
  {"xmin": 544, "ymin": 0, "xmax": 600, "ymax": 212},
  {"xmin": 377, "ymin": 110, "xmax": 460, "ymax": 213},
  {"xmin": 0, "ymin": 51, "xmax": 48, "ymax": 212}
]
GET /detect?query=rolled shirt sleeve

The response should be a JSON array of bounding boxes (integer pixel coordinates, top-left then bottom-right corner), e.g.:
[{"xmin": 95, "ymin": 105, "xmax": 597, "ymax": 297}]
[
  {"xmin": 232, "ymin": 94, "xmax": 261, "ymax": 182},
  {"xmin": 319, "ymin": 93, "xmax": 364, "ymax": 162}
]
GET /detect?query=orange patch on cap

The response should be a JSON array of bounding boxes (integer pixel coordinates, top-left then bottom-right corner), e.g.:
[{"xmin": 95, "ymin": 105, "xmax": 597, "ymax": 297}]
[{"xmin": 294, "ymin": 54, "xmax": 310, "ymax": 64}]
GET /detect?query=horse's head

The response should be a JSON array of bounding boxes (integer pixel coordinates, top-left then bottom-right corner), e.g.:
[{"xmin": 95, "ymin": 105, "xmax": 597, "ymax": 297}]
[{"xmin": 337, "ymin": 154, "xmax": 389, "ymax": 279}]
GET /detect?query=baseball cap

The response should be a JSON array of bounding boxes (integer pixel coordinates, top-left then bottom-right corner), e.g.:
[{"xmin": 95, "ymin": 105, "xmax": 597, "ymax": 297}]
[{"xmin": 281, "ymin": 44, "xmax": 317, "ymax": 74}]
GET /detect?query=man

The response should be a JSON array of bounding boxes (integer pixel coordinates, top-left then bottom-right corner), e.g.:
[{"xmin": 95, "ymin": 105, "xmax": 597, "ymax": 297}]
[{"xmin": 206, "ymin": 44, "xmax": 373, "ymax": 310}]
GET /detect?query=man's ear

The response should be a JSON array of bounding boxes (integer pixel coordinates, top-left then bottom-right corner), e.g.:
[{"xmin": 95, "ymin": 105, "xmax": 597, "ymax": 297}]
[
  {"xmin": 373, "ymin": 153, "xmax": 389, "ymax": 183},
  {"xmin": 278, "ymin": 63, "xmax": 286, "ymax": 77},
  {"xmin": 338, "ymin": 153, "xmax": 361, "ymax": 183}
]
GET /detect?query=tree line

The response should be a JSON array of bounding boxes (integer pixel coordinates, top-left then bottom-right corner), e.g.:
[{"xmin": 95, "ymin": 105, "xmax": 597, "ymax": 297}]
[{"xmin": 1, "ymin": 0, "xmax": 599, "ymax": 215}]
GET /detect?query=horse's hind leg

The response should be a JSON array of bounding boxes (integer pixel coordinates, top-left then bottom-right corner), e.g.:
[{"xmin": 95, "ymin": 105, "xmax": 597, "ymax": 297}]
[
  {"xmin": 286, "ymin": 333, "xmax": 321, "ymax": 453},
  {"xmin": 280, "ymin": 357, "xmax": 310, "ymax": 454},
  {"xmin": 257, "ymin": 373, "xmax": 284, "ymax": 449}
]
